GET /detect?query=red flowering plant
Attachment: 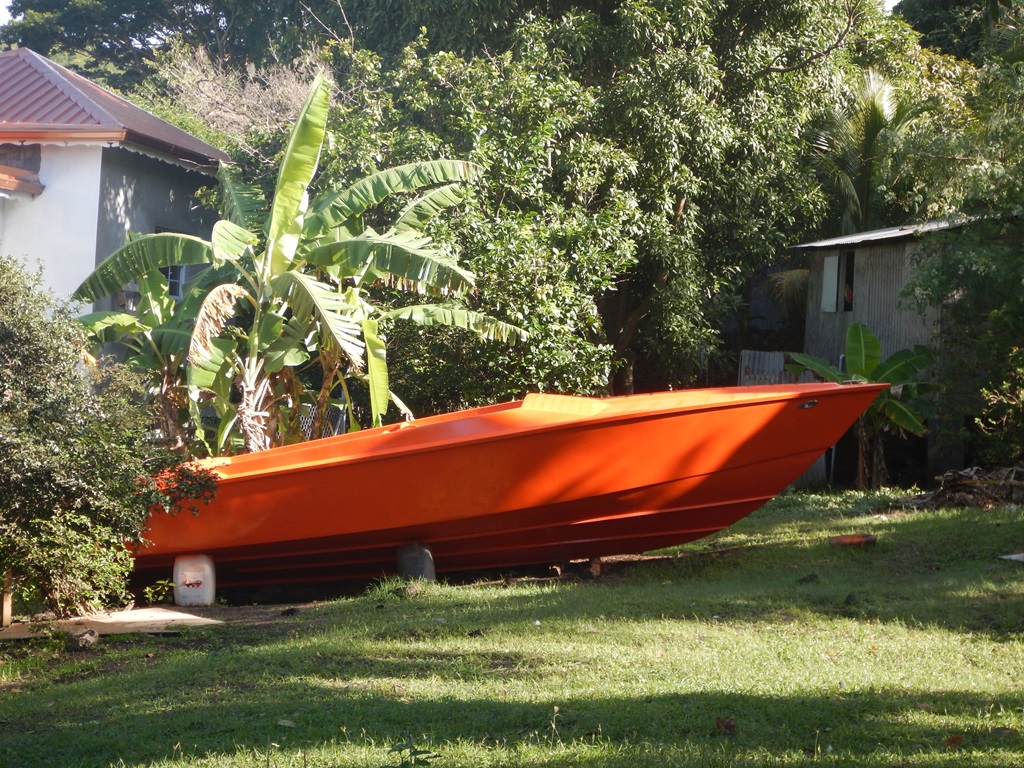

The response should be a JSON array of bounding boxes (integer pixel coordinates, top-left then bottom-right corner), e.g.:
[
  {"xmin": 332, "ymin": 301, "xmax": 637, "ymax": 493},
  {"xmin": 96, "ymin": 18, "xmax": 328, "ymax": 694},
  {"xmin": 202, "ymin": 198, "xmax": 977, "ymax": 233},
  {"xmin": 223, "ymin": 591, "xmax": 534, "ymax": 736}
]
[{"xmin": 138, "ymin": 461, "xmax": 219, "ymax": 518}]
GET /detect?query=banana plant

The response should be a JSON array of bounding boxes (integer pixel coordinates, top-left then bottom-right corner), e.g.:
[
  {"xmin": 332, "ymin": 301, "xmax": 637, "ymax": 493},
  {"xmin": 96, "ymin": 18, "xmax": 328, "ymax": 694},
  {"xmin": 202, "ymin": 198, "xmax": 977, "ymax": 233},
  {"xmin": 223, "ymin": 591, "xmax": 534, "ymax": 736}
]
[
  {"xmin": 75, "ymin": 75, "xmax": 523, "ymax": 453},
  {"xmin": 789, "ymin": 322, "xmax": 932, "ymax": 489},
  {"xmin": 78, "ymin": 266, "xmax": 202, "ymax": 452}
]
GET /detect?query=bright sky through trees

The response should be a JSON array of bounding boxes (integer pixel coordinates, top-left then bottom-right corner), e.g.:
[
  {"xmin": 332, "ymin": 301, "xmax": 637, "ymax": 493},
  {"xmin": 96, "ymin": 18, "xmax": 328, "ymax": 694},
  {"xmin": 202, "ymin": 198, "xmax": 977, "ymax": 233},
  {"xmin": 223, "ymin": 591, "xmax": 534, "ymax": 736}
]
[{"xmin": 0, "ymin": 1, "xmax": 901, "ymax": 29}]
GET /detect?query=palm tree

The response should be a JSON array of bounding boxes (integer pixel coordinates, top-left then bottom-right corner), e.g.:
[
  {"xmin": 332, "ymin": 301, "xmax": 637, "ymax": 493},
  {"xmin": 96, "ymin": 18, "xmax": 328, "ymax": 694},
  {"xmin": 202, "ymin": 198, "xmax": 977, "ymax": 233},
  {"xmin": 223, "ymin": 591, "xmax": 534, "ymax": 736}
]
[
  {"xmin": 75, "ymin": 76, "xmax": 521, "ymax": 454},
  {"xmin": 811, "ymin": 69, "xmax": 924, "ymax": 235}
]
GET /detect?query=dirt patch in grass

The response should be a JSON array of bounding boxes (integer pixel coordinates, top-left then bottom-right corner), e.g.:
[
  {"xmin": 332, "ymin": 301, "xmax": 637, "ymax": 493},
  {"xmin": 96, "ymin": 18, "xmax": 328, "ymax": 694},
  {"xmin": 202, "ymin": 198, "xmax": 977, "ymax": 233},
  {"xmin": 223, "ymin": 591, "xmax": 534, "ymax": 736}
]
[{"xmin": 182, "ymin": 600, "xmax": 328, "ymax": 631}]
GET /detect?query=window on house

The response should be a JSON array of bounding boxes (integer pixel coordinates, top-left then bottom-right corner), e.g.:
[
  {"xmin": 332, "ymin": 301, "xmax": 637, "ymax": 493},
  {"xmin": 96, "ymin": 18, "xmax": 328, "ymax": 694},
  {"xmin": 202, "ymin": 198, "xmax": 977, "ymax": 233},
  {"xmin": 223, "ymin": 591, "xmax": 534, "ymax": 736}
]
[
  {"xmin": 154, "ymin": 227, "xmax": 184, "ymax": 299},
  {"xmin": 159, "ymin": 265, "xmax": 184, "ymax": 299},
  {"xmin": 821, "ymin": 250, "xmax": 855, "ymax": 313}
]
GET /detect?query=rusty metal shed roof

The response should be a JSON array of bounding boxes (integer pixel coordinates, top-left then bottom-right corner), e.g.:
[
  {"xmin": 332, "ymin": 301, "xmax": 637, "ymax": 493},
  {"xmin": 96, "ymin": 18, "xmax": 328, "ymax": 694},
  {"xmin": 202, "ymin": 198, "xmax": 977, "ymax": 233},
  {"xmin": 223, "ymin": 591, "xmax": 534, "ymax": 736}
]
[
  {"xmin": 0, "ymin": 47, "xmax": 229, "ymax": 171},
  {"xmin": 791, "ymin": 220, "xmax": 958, "ymax": 250}
]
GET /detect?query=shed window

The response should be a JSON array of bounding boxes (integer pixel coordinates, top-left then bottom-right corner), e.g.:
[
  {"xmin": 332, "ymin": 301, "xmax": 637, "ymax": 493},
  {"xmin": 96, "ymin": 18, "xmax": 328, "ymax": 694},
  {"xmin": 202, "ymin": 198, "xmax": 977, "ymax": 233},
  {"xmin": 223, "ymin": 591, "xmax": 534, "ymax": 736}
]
[{"xmin": 821, "ymin": 251, "xmax": 855, "ymax": 313}]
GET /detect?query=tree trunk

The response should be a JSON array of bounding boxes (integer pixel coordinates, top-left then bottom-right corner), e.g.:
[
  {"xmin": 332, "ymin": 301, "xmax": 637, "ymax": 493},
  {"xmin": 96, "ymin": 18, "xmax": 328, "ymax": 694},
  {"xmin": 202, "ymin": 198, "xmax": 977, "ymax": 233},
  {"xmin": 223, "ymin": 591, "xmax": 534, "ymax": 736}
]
[
  {"xmin": 856, "ymin": 416, "xmax": 869, "ymax": 490},
  {"xmin": 310, "ymin": 350, "xmax": 340, "ymax": 441},
  {"xmin": 238, "ymin": 369, "xmax": 271, "ymax": 453}
]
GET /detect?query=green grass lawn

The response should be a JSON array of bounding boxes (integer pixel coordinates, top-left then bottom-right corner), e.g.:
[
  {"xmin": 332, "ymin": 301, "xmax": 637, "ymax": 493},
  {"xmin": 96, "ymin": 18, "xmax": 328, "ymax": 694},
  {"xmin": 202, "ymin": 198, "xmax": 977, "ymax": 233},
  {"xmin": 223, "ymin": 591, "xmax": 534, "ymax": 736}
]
[{"xmin": 1, "ymin": 490, "xmax": 1022, "ymax": 767}]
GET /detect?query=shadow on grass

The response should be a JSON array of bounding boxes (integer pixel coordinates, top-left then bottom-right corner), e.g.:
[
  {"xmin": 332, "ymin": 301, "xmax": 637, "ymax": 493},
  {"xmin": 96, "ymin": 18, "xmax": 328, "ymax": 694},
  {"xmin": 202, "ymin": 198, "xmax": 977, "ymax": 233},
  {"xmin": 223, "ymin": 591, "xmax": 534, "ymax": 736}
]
[
  {"xmin": 2, "ymin": 667, "xmax": 1021, "ymax": 767},
  {"xmin": 229, "ymin": 500, "xmax": 1024, "ymax": 639}
]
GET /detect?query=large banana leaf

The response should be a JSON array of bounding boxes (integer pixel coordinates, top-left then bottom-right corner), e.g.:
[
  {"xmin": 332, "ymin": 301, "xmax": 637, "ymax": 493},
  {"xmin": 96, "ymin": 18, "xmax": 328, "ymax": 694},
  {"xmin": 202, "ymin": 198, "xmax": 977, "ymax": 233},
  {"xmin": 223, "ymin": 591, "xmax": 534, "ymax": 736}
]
[
  {"xmin": 189, "ymin": 283, "xmax": 252, "ymax": 366},
  {"xmin": 786, "ymin": 352, "xmax": 845, "ymax": 382},
  {"xmin": 135, "ymin": 270, "xmax": 176, "ymax": 329},
  {"xmin": 878, "ymin": 396, "xmax": 927, "ymax": 436},
  {"xmin": 73, "ymin": 232, "xmax": 216, "ymax": 302},
  {"xmin": 391, "ymin": 184, "xmax": 471, "ymax": 233},
  {"xmin": 147, "ymin": 327, "xmax": 194, "ymax": 359},
  {"xmin": 263, "ymin": 316, "xmax": 312, "ymax": 373},
  {"xmin": 274, "ymin": 271, "xmax": 365, "ymax": 366},
  {"xmin": 78, "ymin": 311, "xmax": 149, "ymax": 339},
  {"xmin": 871, "ymin": 347, "xmax": 930, "ymax": 387},
  {"xmin": 181, "ymin": 259, "xmax": 247, "ymax": 297},
  {"xmin": 265, "ymin": 75, "xmax": 330, "ymax": 278},
  {"xmin": 382, "ymin": 303, "xmax": 527, "ymax": 342},
  {"xmin": 844, "ymin": 322, "xmax": 881, "ymax": 379},
  {"xmin": 303, "ymin": 230, "xmax": 476, "ymax": 294},
  {"xmin": 218, "ymin": 163, "xmax": 267, "ymax": 232},
  {"xmin": 212, "ymin": 219, "xmax": 259, "ymax": 263},
  {"xmin": 187, "ymin": 336, "xmax": 236, "ymax": 401},
  {"xmin": 307, "ymin": 160, "xmax": 483, "ymax": 235},
  {"xmin": 362, "ymin": 317, "xmax": 389, "ymax": 426},
  {"xmin": 78, "ymin": 310, "xmax": 146, "ymax": 354}
]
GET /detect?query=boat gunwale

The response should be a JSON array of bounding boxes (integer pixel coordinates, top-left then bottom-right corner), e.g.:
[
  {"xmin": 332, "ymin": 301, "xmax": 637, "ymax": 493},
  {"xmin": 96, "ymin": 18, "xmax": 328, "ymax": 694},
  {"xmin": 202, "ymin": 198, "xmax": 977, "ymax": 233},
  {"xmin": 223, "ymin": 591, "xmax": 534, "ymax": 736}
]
[{"xmin": 200, "ymin": 382, "xmax": 887, "ymax": 485}]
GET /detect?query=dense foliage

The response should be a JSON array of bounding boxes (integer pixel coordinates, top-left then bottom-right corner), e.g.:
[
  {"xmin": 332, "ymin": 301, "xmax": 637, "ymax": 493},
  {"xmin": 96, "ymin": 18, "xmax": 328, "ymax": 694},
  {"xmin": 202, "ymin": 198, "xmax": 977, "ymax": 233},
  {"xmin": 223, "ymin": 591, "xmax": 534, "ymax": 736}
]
[
  {"xmin": 0, "ymin": 257, "xmax": 214, "ymax": 615},
  {"xmin": 306, "ymin": 2, "xmax": 876, "ymax": 398},
  {"xmin": 899, "ymin": 3, "xmax": 1024, "ymax": 465},
  {"xmin": 0, "ymin": 0, "xmax": 311, "ymax": 88}
]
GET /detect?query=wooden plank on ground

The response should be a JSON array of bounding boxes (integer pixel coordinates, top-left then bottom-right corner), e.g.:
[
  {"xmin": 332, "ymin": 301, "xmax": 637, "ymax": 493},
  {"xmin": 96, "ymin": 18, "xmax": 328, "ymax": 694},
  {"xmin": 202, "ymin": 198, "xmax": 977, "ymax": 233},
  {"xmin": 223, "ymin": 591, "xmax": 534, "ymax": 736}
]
[{"xmin": 0, "ymin": 607, "xmax": 223, "ymax": 641}]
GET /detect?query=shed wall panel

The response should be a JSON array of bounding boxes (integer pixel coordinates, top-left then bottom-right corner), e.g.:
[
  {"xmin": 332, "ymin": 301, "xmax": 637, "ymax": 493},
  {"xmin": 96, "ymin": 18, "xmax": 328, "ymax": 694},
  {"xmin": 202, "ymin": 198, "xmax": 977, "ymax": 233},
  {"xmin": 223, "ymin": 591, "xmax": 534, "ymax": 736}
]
[{"xmin": 804, "ymin": 240, "xmax": 938, "ymax": 368}]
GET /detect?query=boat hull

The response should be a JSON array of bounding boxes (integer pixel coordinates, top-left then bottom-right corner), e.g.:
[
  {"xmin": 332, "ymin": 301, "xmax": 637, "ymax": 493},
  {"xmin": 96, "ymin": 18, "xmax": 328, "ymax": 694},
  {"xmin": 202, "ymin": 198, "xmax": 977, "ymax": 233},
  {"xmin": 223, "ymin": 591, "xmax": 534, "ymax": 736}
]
[{"xmin": 133, "ymin": 383, "xmax": 885, "ymax": 587}]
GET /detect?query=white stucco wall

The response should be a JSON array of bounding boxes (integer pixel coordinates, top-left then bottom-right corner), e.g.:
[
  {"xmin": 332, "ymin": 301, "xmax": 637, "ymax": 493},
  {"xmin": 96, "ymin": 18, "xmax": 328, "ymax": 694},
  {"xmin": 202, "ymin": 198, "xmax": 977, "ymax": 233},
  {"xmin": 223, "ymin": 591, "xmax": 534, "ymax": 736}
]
[{"xmin": 0, "ymin": 144, "xmax": 102, "ymax": 304}]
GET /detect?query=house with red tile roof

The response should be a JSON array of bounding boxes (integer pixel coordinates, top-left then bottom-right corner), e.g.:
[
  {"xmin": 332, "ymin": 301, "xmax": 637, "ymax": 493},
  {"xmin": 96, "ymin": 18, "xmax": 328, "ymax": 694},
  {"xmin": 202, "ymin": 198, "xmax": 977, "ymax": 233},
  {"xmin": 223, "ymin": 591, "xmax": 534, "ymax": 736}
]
[{"xmin": 0, "ymin": 47, "xmax": 229, "ymax": 307}]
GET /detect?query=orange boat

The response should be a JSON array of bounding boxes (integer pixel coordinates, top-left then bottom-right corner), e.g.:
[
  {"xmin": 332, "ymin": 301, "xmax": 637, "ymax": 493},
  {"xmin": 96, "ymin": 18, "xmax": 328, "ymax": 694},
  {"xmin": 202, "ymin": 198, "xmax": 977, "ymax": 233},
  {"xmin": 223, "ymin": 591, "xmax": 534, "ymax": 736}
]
[{"xmin": 133, "ymin": 382, "xmax": 885, "ymax": 589}]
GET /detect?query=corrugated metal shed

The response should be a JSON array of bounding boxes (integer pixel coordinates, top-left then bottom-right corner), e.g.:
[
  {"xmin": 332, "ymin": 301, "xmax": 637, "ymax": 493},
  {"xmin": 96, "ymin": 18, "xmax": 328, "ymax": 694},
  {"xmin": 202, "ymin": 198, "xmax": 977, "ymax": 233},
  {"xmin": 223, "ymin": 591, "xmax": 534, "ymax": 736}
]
[
  {"xmin": 802, "ymin": 237, "xmax": 937, "ymax": 365},
  {"xmin": 0, "ymin": 47, "xmax": 229, "ymax": 171}
]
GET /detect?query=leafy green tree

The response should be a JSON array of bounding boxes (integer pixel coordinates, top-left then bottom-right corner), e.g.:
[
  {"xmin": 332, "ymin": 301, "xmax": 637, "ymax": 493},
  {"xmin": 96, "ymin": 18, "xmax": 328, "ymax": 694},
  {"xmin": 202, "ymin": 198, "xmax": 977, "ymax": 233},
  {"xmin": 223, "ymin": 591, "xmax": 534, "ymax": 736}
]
[
  {"xmin": 894, "ymin": 0, "xmax": 991, "ymax": 59},
  {"xmin": 75, "ymin": 77, "xmax": 519, "ymax": 452},
  {"xmin": 303, "ymin": 2, "xmax": 875, "ymax": 396},
  {"xmin": 0, "ymin": 256, "xmax": 212, "ymax": 615},
  {"xmin": 894, "ymin": 0, "xmax": 1021, "ymax": 60},
  {"xmin": 49, "ymin": 0, "xmax": 958, "ymax": 401},
  {"xmin": 1, "ymin": 0, "xmax": 308, "ymax": 88},
  {"xmin": 905, "ymin": 212, "xmax": 1024, "ymax": 465},
  {"xmin": 899, "ymin": 22, "xmax": 1024, "ymax": 466},
  {"xmin": 790, "ymin": 323, "xmax": 930, "ymax": 489}
]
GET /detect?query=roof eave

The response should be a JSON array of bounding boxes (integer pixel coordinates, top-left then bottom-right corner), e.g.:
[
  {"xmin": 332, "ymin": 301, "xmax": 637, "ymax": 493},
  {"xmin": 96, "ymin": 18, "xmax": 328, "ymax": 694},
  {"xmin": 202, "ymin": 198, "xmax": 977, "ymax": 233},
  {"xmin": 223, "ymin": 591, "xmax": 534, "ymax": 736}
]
[
  {"xmin": 0, "ymin": 129, "xmax": 228, "ymax": 174},
  {"xmin": 0, "ymin": 161, "xmax": 44, "ymax": 196},
  {"xmin": 0, "ymin": 127, "xmax": 128, "ymax": 143},
  {"xmin": 122, "ymin": 129, "xmax": 228, "ymax": 173}
]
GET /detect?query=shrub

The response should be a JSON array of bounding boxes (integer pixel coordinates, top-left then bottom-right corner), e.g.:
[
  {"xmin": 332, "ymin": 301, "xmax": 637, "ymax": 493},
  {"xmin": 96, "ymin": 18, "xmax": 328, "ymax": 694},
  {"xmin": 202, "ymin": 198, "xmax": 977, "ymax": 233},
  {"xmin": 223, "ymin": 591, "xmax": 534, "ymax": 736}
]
[{"xmin": 0, "ymin": 256, "xmax": 214, "ymax": 616}]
